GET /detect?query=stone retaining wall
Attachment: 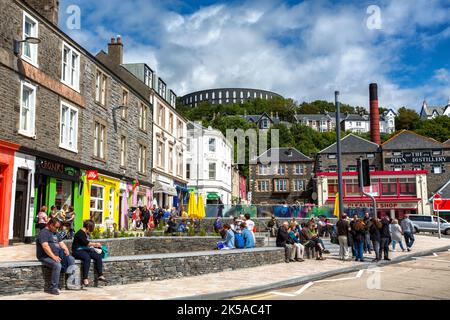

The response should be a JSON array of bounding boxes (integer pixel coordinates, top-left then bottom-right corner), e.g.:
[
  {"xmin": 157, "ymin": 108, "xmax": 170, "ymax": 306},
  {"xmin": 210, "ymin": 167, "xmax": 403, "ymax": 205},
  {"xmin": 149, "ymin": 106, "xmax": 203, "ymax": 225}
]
[
  {"xmin": 0, "ymin": 248, "xmax": 285, "ymax": 296},
  {"xmin": 176, "ymin": 218, "xmax": 338, "ymax": 233},
  {"xmin": 63, "ymin": 236, "xmax": 266, "ymax": 257}
]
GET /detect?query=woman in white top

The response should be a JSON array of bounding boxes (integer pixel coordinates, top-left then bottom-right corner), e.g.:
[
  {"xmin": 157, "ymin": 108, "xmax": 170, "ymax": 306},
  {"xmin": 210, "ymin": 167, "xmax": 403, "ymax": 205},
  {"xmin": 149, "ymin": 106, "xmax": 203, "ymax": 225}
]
[
  {"xmin": 390, "ymin": 219, "xmax": 405, "ymax": 252},
  {"xmin": 244, "ymin": 213, "xmax": 256, "ymax": 241}
]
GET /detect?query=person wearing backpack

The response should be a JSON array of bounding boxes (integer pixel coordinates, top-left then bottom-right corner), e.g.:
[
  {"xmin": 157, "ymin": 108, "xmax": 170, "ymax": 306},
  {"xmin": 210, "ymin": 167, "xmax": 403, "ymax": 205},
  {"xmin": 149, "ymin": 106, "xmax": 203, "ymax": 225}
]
[{"xmin": 35, "ymin": 206, "xmax": 49, "ymax": 235}]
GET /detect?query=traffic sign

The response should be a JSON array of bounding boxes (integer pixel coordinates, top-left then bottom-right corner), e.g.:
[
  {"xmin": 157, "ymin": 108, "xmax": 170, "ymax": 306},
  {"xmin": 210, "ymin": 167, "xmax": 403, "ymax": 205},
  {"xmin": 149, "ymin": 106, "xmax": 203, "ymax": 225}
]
[{"xmin": 434, "ymin": 194, "xmax": 442, "ymax": 208}]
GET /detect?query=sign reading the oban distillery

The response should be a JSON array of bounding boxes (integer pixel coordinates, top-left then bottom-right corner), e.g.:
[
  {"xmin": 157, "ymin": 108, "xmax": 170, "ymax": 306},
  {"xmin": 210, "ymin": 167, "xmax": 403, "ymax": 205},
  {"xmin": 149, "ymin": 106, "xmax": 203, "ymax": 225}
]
[{"xmin": 385, "ymin": 151, "xmax": 449, "ymax": 164}]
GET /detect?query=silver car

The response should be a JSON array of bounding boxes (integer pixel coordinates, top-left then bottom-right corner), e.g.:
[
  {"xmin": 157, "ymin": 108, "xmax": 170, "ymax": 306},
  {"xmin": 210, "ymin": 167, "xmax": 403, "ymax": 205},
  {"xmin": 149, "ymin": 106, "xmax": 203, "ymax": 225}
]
[{"xmin": 407, "ymin": 214, "xmax": 450, "ymax": 235}]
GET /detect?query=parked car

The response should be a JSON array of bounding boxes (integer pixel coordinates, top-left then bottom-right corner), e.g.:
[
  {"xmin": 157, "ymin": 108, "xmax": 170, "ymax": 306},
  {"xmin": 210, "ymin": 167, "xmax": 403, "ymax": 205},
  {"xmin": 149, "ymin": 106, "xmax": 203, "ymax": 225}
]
[{"xmin": 407, "ymin": 214, "xmax": 450, "ymax": 235}]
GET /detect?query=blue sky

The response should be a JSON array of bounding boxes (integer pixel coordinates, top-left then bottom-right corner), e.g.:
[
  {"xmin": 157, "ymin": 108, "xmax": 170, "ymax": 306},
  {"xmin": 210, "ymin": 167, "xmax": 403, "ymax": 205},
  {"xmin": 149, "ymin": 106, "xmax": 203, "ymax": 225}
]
[{"xmin": 59, "ymin": 0, "xmax": 450, "ymax": 111}]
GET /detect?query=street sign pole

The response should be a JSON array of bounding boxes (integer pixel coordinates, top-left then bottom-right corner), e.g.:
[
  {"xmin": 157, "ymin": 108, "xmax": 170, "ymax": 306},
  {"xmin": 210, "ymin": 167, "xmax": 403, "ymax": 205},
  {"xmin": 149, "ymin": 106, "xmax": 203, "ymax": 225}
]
[
  {"xmin": 434, "ymin": 194, "xmax": 442, "ymax": 239},
  {"xmin": 358, "ymin": 157, "xmax": 377, "ymax": 219}
]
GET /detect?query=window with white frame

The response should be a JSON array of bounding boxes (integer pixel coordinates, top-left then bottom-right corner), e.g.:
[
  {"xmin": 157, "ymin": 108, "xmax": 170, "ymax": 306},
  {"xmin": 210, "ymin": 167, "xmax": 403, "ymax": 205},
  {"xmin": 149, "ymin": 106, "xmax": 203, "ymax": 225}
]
[
  {"xmin": 168, "ymin": 146, "xmax": 174, "ymax": 173},
  {"xmin": 258, "ymin": 180, "xmax": 269, "ymax": 192},
  {"xmin": 93, "ymin": 121, "xmax": 106, "ymax": 159},
  {"xmin": 209, "ymin": 138, "xmax": 216, "ymax": 152},
  {"xmin": 144, "ymin": 67, "xmax": 153, "ymax": 88},
  {"xmin": 169, "ymin": 113, "xmax": 174, "ymax": 134},
  {"xmin": 95, "ymin": 70, "xmax": 107, "ymax": 105},
  {"xmin": 186, "ymin": 163, "xmax": 191, "ymax": 179},
  {"xmin": 186, "ymin": 138, "xmax": 191, "ymax": 152},
  {"xmin": 158, "ymin": 79, "xmax": 166, "ymax": 99},
  {"xmin": 277, "ymin": 164, "xmax": 286, "ymax": 175},
  {"xmin": 157, "ymin": 139, "xmax": 165, "ymax": 168},
  {"xmin": 22, "ymin": 12, "xmax": 38, "ymax": 66},
  {"xmin": 61, "ymin": 43, "xmax": 80, "ymax": 90},
  {"xmin": 59, "ymin": 102, "xmax": 78, "ymax": 152},
  {"xmin": 90, "ymin": 185, "xmax": 104, "ymax": 225},
  {"xmin": 138, "ymin": 144, "xmax": 147, "ymax": 174},
  {"xmin": 209, "ymin": 162, "xmax": 216, "ymax": 180},
  {"xmin": 158, "ymin": 104, "xmax": 165, "ymax": 127},
  {"xmin": 432, "ymin": 165, "xmax": 442, "ymax": 174},
  {"xmin": 177, "ymin": 120, "xmax": 183, "ymax": 139},
  {"xmin": 120, "ymin": 136, "xmax": 127, "ymax": 167},
  {"xmin": 258, "ymin": 164, "xmax": 268, "ymax": 175},
  {"xmin": 121, "ymin": 89, "xmax": 128, "ymax": 119},
  {"xmin": 19, "ymin": 81, "xmax": 36, "ymax": 137},
  {"xmin": 295, "ymin": 164, "xmax": 304, "ymax": 175},
  {"xmin": 177, "ymin": 152, "xmax": 183, "ymax": 176},
  {"xmin": 274, "ymin": 179, "xmax": 288, "ymax": 192},
  {"xmin": 293, "ymin": 179, "xmax": 304, "ymax": 191},
  {"xmin": 139, "ymin": 103, "xmax": 147, "ymax": 131}
]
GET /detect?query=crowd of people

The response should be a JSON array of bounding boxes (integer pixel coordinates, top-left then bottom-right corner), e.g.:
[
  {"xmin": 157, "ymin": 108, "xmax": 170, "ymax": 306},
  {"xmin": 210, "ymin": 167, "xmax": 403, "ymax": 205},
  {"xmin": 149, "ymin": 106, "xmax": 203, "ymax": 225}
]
[
  {"xmin": 128, "ymin": 204, "xmax": 192, "ymax": 233},
  {"xmin": 215, "ymin": 214, "xmax": 256, "ymax": 250},
  {"xmin": 36, "ymin": 205, "xmax": 76, "ymax": 239},
  {"xmin": 335, "ymin": 212, "xmax": 416, "ymax": 262}
]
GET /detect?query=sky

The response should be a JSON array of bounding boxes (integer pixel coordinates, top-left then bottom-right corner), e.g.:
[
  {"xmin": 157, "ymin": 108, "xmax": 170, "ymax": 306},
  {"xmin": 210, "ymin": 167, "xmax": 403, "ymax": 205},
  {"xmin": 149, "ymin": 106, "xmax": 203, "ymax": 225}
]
[{"xmin": 59, "ymin": 0, "xmax": 450, "ymax": 111}]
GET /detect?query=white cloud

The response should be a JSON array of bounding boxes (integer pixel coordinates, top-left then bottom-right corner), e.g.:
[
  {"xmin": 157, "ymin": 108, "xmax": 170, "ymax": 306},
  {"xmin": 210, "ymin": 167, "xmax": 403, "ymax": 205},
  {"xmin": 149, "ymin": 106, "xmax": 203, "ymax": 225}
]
[{"xmin": 60, "ymin": 0, "xmax": 450, "ymax": 111}]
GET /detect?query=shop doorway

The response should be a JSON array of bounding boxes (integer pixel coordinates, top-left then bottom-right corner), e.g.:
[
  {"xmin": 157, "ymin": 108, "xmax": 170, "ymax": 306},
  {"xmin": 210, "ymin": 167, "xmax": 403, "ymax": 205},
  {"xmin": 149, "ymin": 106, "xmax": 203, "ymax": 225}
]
[{"xmin": 13, "ymin": 169, "xmax": 29, "ymax": 242}]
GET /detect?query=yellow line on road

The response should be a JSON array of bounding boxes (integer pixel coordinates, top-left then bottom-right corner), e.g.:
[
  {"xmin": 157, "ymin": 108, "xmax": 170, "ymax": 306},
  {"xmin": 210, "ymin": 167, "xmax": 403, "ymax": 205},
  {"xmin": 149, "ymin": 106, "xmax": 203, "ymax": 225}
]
[{"xmin": 233, "ymin": 292, "xmax": 276, "ymax": 300}]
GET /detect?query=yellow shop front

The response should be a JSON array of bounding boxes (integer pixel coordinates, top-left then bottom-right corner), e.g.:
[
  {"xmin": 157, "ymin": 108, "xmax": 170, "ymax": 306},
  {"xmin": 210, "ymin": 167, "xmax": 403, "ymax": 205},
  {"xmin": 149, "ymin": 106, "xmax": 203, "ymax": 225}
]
[{"xmin": 83, "ymin": 174, "xmax": 120, "ymax": 229}]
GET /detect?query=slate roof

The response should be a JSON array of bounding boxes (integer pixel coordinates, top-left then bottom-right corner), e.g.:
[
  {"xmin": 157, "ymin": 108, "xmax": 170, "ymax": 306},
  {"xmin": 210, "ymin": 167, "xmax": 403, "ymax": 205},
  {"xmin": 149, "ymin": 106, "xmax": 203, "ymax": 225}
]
[
  {"xmin": 420, "ymin": 101, "xmax": 450, "ymax": 118},
  {"xmin": 256, "ymin": 148, "xmax": 312, "ymax": 163},
  {"xmin": 319, "ymin": 134, "xmax": 379, "ymax": 154},
  {"xmin": 241, "ymin": 113, "xmax": 280, "ymax": 124},
  {"xmin": 382, "ymin": 130, "xmax": 443, "ymax": 150},
  {"xmin": 294, "ymin": 114, "xmax": 332, "ymax": 122},
  {"xmin": 430, "ymin": 180, "xmax": 450, "ymax": 200}
]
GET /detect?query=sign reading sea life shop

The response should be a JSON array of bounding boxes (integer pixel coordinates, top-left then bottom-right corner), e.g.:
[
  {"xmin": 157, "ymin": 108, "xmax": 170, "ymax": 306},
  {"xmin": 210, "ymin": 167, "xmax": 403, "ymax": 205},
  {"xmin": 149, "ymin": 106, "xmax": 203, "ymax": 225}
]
[{"xmin": 385, "ymin": 151, "xmax": 449, "ymax": 164}]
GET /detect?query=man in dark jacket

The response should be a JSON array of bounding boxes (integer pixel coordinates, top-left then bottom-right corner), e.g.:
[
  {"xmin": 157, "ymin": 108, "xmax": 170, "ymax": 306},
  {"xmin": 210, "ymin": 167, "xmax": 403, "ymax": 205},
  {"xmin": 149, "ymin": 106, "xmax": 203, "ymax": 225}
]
[
  {"xmin": 369, "ymin": 218, "xmax": 381, "ymax": 262},
  {"xmin": 276, "ymin": 221, "xmax": 296, "ymax": 263},
  {"xmin": 336, "ymin": 214, "xmax": 351, "ymax": 260},
  {"xmin": 142, "ymin": 206, "xmax": 151, "ymax": 231},
  {"xmin": 363, "ymin": 212, "xmax": 373, "ymax": 254},
  {"xmin": 380, "ymin": 216, "xmax": 391, "ymax": 260}
]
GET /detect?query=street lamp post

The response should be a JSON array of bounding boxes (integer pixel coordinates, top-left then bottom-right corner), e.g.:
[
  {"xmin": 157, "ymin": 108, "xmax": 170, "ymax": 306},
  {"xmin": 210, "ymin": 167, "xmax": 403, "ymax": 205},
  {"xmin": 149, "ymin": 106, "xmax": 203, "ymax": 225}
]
[
  {"xmin": 13, "ymin": 37, "xmax": 41, "ymax": 55},
  {"xmin": 434, "ymin": 194, "xmax": 442, "ymax": 239},
  {"xmin": 335, "ymin": 91, "xmax": 344, "ymax": 219}
]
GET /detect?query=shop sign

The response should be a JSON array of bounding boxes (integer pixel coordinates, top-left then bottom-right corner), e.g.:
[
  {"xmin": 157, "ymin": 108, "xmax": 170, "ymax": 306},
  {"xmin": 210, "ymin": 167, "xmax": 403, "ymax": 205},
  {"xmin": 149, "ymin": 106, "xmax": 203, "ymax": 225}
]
[
  {"xmin": 86, "ymin": 170, "xmax": 99, "ymax": 181},
  {"xmin": 345, "ymin": 202, "xmax": 418, "ymax": 209},
  {"xmin": 385, "ymin": 151, "xmax": 449, "ymax": 164},
  {"xmin": 36, "ymin": 158, "xmax": 80, "ymax": 181}
]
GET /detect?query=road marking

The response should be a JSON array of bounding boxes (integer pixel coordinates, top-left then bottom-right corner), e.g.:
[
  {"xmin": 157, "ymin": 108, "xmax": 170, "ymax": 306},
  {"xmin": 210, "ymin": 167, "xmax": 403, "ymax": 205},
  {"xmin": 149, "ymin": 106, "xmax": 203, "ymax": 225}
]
[
  {"xmin": 412, "ymin": 257, "xmax": 450, "ymax": 263},
  {"xmin": 433, "ymin": 253, "xmax": 438, "ymax": 257},
  {"xmin": 236, "ymin": 293, "xmax": 275, "ymax": 300},
  {"xmin": 268, "ymin": 291, "xmax": 296, "ymax": 297},
  {"xmin": 356, "ymin": 270, "xmax": 364, "ymax": 278},
  {"xmin": 294, "ymin": 282, "xmax": 314, "ymax": 295}
]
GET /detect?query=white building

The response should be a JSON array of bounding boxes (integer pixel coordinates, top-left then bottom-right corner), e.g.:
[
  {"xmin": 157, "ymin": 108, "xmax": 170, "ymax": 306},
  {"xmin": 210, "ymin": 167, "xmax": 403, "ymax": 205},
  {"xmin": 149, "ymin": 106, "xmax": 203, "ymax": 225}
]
[
  {"xmin": 123, "ymin": 63, "xmax": 188, "ymax": 208},
  {"xmin": 186, "ymin": 122, "xmax": 232, "ymax": 205},
  {"xmin": 419, "ymin": 100, "xmax": 450, "ymax": 119}
]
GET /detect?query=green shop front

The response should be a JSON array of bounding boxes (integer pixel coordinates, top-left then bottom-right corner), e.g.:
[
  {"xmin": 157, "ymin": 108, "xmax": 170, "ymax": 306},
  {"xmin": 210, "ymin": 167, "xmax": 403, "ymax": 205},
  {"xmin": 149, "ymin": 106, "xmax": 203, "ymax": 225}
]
[{"xmin": 34, "ymin": 158, "xmax": 83, "ymax": 234}]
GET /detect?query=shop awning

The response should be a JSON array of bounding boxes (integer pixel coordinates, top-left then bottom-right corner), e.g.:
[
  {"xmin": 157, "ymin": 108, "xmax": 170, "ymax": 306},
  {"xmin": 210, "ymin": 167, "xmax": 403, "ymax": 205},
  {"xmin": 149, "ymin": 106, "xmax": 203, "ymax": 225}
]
[
  {"xmin": 153, "ymin": 181, "xmax": 177, "ymax": 196},
  {"xmin": 207, "ymin": 192, "xmax": 220, "ymax": 200}
]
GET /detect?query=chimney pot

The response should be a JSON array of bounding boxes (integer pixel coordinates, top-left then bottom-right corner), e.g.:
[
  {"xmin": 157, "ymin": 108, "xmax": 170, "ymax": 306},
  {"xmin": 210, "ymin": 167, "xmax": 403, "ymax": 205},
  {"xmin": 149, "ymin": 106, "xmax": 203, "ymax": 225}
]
[
  {"xmin": 117, "ymin": 36, "xmax": 122, "ymax": 44},
  {"xmin": 111, "ymin": 37, "xmax": 115, "ymax": 44}
]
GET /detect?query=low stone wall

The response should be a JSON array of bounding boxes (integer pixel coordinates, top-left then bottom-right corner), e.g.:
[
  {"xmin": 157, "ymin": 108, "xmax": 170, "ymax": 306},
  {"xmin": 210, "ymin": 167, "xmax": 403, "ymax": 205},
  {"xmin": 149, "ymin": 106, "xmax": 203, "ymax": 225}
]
[
  {"xmin": 63, "ymin": 236, "xmax": 266, "ymax": 257},
  {"xmin": 176, "ymin": 218, "xmax": 339, "ymax": 233},
  {"xmin": 0, "ymin": 248, "xmax": 285, "ymax": 296}
]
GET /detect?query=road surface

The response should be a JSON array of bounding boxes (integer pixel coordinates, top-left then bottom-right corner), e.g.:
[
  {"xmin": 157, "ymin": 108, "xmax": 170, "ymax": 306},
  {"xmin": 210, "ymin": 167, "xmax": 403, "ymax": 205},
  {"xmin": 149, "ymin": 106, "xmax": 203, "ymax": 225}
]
[{"xmin": 233, "ymin": 251, "xmax": 450, "ymax": 300}]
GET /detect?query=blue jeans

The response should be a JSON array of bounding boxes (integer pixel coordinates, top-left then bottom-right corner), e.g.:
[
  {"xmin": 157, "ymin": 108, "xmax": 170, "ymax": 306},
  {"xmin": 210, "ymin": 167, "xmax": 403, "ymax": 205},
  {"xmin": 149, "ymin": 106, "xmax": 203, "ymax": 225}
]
[
  {"xmin": 404, "ymin": 232, "xmax": 415, "ymax": 249},
  {"xmin": 40, "ymin": 256, "xmax": 75, "ymax": 290},
  {"xmin": 392, "ymin": 240, "xmax": 405, "ymax": 251},
  {"xmin": 364, "ymin": 233, "xmax": 373, "ymax": 252},
  {"xmin": 354, "ymin": 240, "xmax": 364, "ymax": 260}
]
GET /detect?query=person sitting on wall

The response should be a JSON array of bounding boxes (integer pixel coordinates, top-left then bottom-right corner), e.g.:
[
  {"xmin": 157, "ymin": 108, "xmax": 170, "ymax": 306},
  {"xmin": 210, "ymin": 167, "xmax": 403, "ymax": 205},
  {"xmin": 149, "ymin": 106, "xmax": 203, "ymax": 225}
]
[
  {"xmin": 72, "ymin": 220, "xmax": 108, "ymax": 287},
  {"xmin": 305, "ymin": 222, "xmax": 326, "ymax": 260},
  {"xmin": 276, "ymin": 221, "xmax": 296, "ymax": 263},
  {"xmin": 218, "ymin": 224, "xmax": 235, "ymax": 249},
  {"xmin": 166, "ymin": 215, "xmax": 178, "ymax": 234},
  {"xmin": 267, "ymin": 214, "xmax": 279, "ymax": 237},
  {"xmin": 240, "ymin": 222, "xmax": 255, "ymax": 249},
  {"xmin": 288, "ymin": 222, "xmax": 305, "ymax": 262},
  {"xmin": 36, "ymin": 218, "xmax": 76, "ymax": 295}
]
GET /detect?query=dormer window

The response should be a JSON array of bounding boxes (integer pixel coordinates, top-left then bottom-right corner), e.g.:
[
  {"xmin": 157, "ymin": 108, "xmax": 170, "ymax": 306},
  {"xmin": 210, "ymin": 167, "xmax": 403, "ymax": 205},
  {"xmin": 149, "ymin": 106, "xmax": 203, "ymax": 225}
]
[{"xmin": 261, "ymin": 119, "xmax": 269, "ymax": 129}]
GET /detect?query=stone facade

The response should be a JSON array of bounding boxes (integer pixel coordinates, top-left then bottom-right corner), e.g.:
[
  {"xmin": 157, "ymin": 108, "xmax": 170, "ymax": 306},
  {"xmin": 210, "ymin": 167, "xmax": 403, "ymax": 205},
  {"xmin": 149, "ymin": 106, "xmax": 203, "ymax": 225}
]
[
  {"xmin": 249, "ymin": 148, "xmax": 314, "ymax": 204},
  {"xmin": 0, "ymin": 247, "xmax": 284, "ymax": 296},
  {"xmin": 0, "ymin": 0, "xmax": 153, "ymax": 243},
  {"xmin": 62, "ymin": 236, "xmax": 266, "ymax": 256}
]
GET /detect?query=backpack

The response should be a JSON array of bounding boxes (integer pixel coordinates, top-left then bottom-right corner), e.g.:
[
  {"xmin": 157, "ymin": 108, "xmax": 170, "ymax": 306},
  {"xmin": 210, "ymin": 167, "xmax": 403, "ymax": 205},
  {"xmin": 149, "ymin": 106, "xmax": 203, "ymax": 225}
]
[
  {"xmin": 34, "ymin": 213, "xmax": 39, "ymax": 224},
  {"xmin": 234, "ymin": 233, "xmax": 245, "ymax": 249}
]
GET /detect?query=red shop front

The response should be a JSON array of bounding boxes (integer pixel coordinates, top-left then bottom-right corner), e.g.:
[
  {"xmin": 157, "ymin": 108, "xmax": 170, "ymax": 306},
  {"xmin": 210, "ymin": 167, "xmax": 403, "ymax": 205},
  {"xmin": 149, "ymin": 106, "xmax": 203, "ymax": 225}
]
[{"xmin": 0, "ymin": 140, "xmax": 20, "ymax": 246}]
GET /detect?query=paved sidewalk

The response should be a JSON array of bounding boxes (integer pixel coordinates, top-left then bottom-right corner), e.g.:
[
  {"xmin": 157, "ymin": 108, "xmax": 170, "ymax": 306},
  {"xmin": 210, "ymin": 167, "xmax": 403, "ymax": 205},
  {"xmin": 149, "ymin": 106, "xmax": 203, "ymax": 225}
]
[{"xmin": 1, "ymin": 235, "xmax": 449, "ymax": 300}]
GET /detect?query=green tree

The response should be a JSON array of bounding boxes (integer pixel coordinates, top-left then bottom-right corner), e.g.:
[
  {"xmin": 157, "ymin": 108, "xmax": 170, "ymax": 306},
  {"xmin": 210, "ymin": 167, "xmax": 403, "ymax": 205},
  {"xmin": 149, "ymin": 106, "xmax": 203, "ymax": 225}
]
[
  {"xmin": 415, "ymin": 116, "xmax": 450, "ymax": 142},
  {"xmin": 395, "ymin": 107, "xmax": 420, "ymax": 130}
]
